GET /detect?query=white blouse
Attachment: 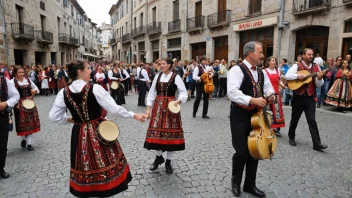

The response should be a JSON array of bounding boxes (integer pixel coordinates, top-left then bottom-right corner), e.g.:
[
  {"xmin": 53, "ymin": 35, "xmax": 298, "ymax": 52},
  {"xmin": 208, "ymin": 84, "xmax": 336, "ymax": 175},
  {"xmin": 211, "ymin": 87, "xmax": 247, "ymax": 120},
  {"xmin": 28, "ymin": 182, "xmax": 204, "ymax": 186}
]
[
  {"xmin": 147, "ymin": 72, "xmax": 188, "ymax": 106},
  {"xmin": 95, "ymin": 72, "xmax": 105, "ymax": 80},
  {"xmin": 49, "ymin": 80, "xmax": 135, "ymax": 124},
  {"xmin": 12, "ymin": 78, "xmax": 40, "ymax": 94}
]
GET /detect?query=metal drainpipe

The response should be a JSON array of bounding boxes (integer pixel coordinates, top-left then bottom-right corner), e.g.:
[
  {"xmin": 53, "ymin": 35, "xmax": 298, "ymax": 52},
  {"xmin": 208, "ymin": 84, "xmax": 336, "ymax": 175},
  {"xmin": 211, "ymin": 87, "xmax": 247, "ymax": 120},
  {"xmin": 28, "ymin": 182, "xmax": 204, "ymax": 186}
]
[
  {"xmin": 277, "ymin": 0, "xmax": 285, "ymax": 61},
  {"xmin": 1, "ymin": 0, "xmax": 9, "ymax": 65}
]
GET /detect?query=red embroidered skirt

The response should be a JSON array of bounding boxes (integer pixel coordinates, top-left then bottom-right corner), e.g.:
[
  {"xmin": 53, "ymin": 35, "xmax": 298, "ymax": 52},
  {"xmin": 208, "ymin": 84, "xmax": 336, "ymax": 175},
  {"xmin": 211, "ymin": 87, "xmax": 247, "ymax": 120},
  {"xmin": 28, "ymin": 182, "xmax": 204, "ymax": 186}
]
[
  {"xmin": 14, "ymin": 98, "xmax": 40, "ymax": 136},
  {"xmin": 144, "ymin": 96, "xmax": 185, "ymax": 151},
  {"xmin": 270, "ymin": 93, "xmax": 285, "ymax": 129},
  {"xmin": 70, "ymin": 118, "xmax": 132, "ymax": 197},
  {"xmin": 48, "ymin": 78, "xmax": 56, "ymax": 89}
]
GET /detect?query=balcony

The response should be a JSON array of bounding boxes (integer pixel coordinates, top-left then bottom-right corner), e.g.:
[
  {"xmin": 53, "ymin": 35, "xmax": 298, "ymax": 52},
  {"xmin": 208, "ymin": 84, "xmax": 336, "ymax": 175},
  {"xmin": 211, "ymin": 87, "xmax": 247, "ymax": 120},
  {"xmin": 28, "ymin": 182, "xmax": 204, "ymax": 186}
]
[
  {"xmin": 11, "ymin": 23, "xmax": 35, "ymax": 41},
  {"xmin": 69, "ymin": 36, "xmax": 79, "ymax": 47},
  {"xmin": 58, "ymin": 33, "xmax": 70, "ymax": 45},
  {"xmin": 292, "ymin": 0, "xmax": 331, "ymax": 16},
  {"xmin": 207, "ymin": 10, "xmax": 231, "ymax": 29},
  {"xmin": 168, "ymin": 19, "xmax": 181, "ymax": 33},
  {"xmin": 132, "ymin": 26, "xmax": 146, "ymax": 38},
  {"xmin": 122, "ymin": 33, "xmax": 131, "ymax": 44},
  {"xmin": 343, "ymin": 0, "xmax": 352, "ymax": 5},
  {"xmin": 110, "ymin": 38, "xmax": 116, "ymax": 45},
  {"xmin": 35, "ymin": 30, "xmax": 53, "ymax": 44},
  {"xmin": 147, "ymin": 22, "xmax": 162, "ymax": 35},
  {"xmin": 187, "ymin": 16, "xmax": 205, "ymax": 32}
]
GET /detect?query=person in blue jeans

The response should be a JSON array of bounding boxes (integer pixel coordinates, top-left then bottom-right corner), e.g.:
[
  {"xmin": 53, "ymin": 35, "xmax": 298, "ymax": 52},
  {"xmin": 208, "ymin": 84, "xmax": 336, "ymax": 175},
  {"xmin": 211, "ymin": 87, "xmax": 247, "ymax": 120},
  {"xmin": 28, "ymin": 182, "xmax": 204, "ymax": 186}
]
[
  {"xmin": 316, "ymin": 63, "xmax": 326, "ymax": 108},
  {"xmin": 321, "ymin": 58, "xmax": 337, "ymax": 105},
  {"xmin": 280, "ymin": 59, "xmax": 291, "ymax": 105},
  {"xmin": 212, "ymin": 60, "xmax": 220, "ymax": 98}
]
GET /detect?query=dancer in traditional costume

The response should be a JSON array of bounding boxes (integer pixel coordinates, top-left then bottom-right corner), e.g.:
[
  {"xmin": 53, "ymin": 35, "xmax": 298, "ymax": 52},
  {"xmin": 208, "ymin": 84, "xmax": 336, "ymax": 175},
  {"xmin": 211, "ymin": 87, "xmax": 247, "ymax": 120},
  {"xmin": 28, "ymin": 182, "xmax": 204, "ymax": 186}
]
[
  {"xmin": 119, "ymin": 63, "xmax": 130, "ymax": 96},
  {"xmin": 49, "ymin": 59, "xmax": 146, "ymax": 197},
  {"xmin": 145, "ymin": 58, "xmax": 187, "ymax": 174},
  {"xmin": 95, "ymin": 66, "xmax": 108, "ymax": 91},
  {"xmin": 12, "ymin": 66, "xmax": 40, "ymax": 151},
  {"xmin": 263, "ymin": 57, "xmax": 285, "ymax": 137},
  {"xmin": 40, "ymin": 67, "xmax": 49, "ymax": 96},
  {"xmin": 0, "ymin": 64, "xmax": 20, "ymax": 179},
  {"xmin": 325, "ymin": 60, "xmax": 352, "ymax": 112},
  {"xmin": 108, "ymin": 63, "xmax": 125, "ymax": 105}
]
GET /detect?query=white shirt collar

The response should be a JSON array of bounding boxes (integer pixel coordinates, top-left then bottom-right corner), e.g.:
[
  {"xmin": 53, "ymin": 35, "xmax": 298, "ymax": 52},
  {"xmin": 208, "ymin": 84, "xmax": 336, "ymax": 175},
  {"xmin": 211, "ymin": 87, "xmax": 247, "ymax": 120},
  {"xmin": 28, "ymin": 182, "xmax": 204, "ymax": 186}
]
[{"xmin": 243, "ymin": 59, "xmax": 255, "ymax": 70}]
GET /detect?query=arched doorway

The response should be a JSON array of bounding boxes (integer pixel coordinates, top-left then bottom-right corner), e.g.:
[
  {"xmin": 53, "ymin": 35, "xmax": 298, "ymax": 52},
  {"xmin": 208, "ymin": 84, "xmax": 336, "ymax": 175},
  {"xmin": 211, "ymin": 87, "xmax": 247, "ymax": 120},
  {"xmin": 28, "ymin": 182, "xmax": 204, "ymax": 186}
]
[{"xmin": 295, "ymin": 26, "xmax": 329, "ymax": 60}]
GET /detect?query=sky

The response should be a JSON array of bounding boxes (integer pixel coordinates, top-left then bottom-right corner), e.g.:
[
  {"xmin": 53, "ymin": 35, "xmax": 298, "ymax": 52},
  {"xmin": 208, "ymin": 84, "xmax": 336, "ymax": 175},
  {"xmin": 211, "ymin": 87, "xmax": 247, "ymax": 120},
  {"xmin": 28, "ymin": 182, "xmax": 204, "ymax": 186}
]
[{"xmin": 77, "ymin": 0, "xmax": 116, "ymax": 26}]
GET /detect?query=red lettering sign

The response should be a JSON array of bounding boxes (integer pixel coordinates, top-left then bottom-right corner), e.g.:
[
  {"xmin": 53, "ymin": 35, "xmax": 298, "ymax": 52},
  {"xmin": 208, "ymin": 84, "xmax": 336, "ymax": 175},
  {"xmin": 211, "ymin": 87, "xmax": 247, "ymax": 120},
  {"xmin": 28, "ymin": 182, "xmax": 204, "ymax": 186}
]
[{"xmin": 238, "ymin": 20, "xmax": 263, "ymax": 30}]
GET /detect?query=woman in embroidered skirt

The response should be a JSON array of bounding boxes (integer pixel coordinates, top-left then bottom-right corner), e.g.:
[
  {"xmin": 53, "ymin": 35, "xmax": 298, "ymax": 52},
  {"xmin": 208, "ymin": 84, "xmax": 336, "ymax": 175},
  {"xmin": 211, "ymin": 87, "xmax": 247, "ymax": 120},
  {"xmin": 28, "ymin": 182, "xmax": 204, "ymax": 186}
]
[
  {"xmin": 49, "ymin": 59, "xmax": 146, "ymax": 197},
  {"xmin": 263, "ymin": 57, "xmax": 286, "ymax": 137},
  {"xmin": 145, "ymin": 58, "xmax": 188, "ymax": 174},
  {"xmin": 12, "ymin": 66, "xmax": 40, "ymax": 151},
  {"xmin": 95, "ymin": 66, "xmax": 108, "ymax": 91},
  {"xmin": 40, "ymin": 67, "xmax": 49, "ymax": 96},
  {"xmin": 325, "ymin": 60, "xmax": 352, "ymax": 112}
]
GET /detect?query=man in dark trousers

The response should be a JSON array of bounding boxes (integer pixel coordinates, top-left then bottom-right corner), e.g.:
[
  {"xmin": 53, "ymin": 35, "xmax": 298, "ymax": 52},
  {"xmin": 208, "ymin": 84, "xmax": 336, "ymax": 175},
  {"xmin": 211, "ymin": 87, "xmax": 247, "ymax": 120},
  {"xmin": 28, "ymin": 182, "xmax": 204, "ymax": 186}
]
[
  {"xmin": 227, "ymin": 41, "xmax": 274, "ymax": 197},
  {"xmin": 0, "ymin": 65, "xmax": 20, "ymax": 179},
  {"xmin": 138, "ymin": 64, "xmax": 149, "ymax": 107},
  {"xmin": 192, "ymin": 57, "xmax": 211, "ymax": 119},
  {"xmin": 285, "ymin": 48, "xmax": 328, "ymax": 151}
]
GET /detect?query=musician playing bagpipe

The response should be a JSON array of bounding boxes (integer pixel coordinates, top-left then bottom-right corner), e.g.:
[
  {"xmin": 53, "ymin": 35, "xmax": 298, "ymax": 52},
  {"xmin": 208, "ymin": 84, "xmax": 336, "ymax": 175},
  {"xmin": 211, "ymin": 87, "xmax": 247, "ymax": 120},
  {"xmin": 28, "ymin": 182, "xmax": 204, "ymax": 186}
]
[
  {"xmin": 12, "ymin": 66, "xmax": 40, "ymax": 151},
  {"xmin": 227, "ymin": 42, "xmax": 275, "ymax": 197}
]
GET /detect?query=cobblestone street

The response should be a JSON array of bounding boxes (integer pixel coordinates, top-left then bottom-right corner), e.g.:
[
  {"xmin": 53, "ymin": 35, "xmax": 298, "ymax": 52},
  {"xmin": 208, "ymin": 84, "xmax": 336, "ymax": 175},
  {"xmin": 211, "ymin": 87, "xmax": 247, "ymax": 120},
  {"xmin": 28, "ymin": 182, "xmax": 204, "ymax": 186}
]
[{"xmin": 0, "ymin": 93, "xmax": 351, "ymax": 198}]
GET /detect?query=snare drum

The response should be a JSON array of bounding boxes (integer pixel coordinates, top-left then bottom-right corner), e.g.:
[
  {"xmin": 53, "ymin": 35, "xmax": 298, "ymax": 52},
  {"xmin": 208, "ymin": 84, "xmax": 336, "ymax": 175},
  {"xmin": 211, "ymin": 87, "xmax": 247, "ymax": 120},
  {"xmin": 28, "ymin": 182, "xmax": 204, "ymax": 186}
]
[
  {"xmin": 168, "ymin": 101, "xmax": 181, "ymax": 114},
  {"xmin": 22, "ymin": 99, "xmax": 35, "ymax": 112},
  {"xmin": 96, "ymin": 120, "xmax": 120, "ymax": 144},
  {"xmin": 110, "ymin": 81, "xmax": 119, "ymax": 90}
]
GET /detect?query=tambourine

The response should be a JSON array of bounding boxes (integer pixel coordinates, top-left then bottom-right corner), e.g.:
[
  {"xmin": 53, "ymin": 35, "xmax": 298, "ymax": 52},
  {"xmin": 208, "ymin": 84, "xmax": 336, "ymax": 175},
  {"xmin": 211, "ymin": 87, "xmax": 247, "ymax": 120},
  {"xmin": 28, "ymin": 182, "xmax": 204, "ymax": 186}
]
[
  {"xmin": 110, "ymin": 81, "xmax": 119, "ymax": 90},
  {"xmin": 22, "ymin": 99, "xmax": 35, "ymax": 112},
  {"xmin": 96, "ymin": 120, "xmax": 120, "ymax": 144},
  {"xmin": 168, "ymin": 101, "xmax": 181, "ymax": 114}
]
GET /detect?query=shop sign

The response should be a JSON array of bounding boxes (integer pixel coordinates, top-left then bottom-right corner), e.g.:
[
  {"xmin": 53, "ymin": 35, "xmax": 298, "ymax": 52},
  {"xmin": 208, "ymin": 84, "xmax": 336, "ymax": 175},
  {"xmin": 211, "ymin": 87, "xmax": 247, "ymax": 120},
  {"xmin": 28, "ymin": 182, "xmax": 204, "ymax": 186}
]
[{"xmin": 233, "ymin": 16, "xmax": 278, "ymax": 31}]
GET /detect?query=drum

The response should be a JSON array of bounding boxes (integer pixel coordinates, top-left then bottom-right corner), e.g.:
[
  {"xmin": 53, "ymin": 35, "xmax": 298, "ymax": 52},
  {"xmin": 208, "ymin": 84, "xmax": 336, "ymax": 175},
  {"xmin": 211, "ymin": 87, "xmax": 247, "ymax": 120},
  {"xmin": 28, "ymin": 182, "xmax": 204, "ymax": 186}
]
[
  {"xmin": 111, "ymin": 81, "xmax": 119, "ymax": 90},
  {"xmin": 168, "ymin": 101, "xmax": 181, "ymax": 114},
  {"xmin": 118, "ymin": 83, "xmax": 125, "ymax": 91},
  {"xmin": 22, "ymin": 99, "xmax": 35, "ymax": 112},
  {"xmin": 96, "ymin": 120, "xmax": 120, "ymax": 144}
]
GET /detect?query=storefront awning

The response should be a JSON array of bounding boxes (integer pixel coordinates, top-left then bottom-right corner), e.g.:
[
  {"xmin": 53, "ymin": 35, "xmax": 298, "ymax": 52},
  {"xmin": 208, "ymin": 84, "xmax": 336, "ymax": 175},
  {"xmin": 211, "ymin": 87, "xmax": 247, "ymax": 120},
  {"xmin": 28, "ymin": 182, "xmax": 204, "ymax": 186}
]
[{"xmin": 82, "ymin": 53, "xmax": 103, "ymax": 59}]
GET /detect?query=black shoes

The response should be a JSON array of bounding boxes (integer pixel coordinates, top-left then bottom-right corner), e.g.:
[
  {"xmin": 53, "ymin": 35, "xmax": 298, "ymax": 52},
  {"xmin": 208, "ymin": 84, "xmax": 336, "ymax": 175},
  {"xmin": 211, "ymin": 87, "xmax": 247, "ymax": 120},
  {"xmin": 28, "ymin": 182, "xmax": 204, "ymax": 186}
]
[
  {"xmin": 243, "ymin": 186, "xmax": 266, "ymax": 197},
  {"xmin": 202, "ymin": 115, "xmax": 210, "ymax": 119},
  {"xmin": 165, "ymin": 159, "xmax": 173, "ymax": 174},
  {"xmin": 21, "ymin": 140, "xmax": 26, "ymax": 148},
  {"xmin": 274, "ymin": 129, "xmax": 281, "ymax": 137},
  {"xmin": 313, "ymin": 144, "xmax": 328, "ymax": 151},
  {"xmin": 27, "ymin": 145, "xmax": 34, "ymax": 151},
  {"xmin": 317, "ymin": 104, "xmax": 321, "ymax": 108},
  {"xmin": 289, "ymin": 139, "xmax": 297, "ymax": 146},
  {"xmin": 149, "ymin": 155, "xmax": 165, "ymax": 171},
  {"xmin": 0, "ymin": 170, "xmax": 10, "ymax": 179},
  {"xmin": 192, "ymin": 113, "xmax": 196, "ymax": 118},
  {"xmin": 231, "ymin": 178, "xmax": 241, "ymax": 197}
]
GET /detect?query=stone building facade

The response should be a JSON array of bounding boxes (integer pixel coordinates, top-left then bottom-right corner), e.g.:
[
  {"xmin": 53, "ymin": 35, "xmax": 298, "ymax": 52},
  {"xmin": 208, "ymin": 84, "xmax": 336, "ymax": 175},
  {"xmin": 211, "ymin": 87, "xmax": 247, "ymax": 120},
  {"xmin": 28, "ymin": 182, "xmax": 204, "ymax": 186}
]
[
  {"xmin": 2, "ymin": 0, "xmax": 100, "ymax": 66},
  {"xmin": 108, "ymin": 0, "xmax": 352, "ymax": 64}
]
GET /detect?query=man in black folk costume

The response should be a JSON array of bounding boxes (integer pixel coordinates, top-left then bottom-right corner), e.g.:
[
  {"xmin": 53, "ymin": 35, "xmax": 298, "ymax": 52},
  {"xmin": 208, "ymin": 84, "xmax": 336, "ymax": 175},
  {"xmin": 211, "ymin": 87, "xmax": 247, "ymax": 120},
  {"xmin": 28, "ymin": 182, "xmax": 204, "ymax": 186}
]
[{"xmin": 227, "ymin": 41, "xmax": 275, "ymax": 197}]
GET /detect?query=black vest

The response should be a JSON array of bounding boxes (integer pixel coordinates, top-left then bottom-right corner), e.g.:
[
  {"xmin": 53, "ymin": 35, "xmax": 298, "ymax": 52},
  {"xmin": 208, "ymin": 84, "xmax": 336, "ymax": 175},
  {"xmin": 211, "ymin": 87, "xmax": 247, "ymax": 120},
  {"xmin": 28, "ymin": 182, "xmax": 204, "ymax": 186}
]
[
  {"xmin": 156, "ymin": 73, "xmax": 177, "ymax": 97},
  {"xmin": 0, "ymin": 74, "xmax": 8, "ymax": 103},
  {"xmin": 64, "ymin": 83, "xmax": 102, "ymax": 123},
  {"xmin": 197, "ymin": 65, "xmax": 205, "ymax": 77},
  {"xmin": 112, "ymin": 69, "xmax": 121, "ymax": 78},
  {"xmin": 14, "ymin": 78, "xmax": 32, "ymax": 98}
]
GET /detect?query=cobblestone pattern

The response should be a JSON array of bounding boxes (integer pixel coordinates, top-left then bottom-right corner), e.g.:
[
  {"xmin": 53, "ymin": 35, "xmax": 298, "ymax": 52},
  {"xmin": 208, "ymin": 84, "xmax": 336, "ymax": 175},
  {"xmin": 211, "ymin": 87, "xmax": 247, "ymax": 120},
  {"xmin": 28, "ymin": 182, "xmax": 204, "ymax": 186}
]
[{"xmin": 0, "ymin": 93, "xmax": 351, "ymax": 198}]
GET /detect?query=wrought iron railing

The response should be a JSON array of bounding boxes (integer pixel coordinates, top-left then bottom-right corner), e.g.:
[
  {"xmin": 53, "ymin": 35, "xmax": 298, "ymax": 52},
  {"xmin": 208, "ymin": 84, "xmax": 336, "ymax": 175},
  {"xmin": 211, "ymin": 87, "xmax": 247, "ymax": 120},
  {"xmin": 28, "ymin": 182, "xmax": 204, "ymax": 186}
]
[
  {"xmin": 132, "ymin": 26, "xmax": 146, "ymax": 37},
  {"xmin": 293, "ymin": 0, "xmax": 331, "ymax": 13},
  {"xmin": 187, "ymin": 15, "xmax": 204, "ymax": 31},
  {"xmin": 168, "ymin": 19, "xmax": 181, "ymax": 33},
  {"xmin": 58, "ymin": 33, "xmax": 69, "ymax": 43},
  {"xmin": 207, "ymin": 10, "xmax": 231, "ymax": 28},
  {"xmin": 122, "ymin": 33, "xmax": 131, "ymax": 44},
  {"xmin": 69, "ymin": 36, "xmax": 78, "ymax": 46},
  {"xmin": 147, "ymin": 22, "xmax": 161, "ymax": 35},
  {"xmin": 11, "ymin": 23, "xmax": 35, "ymax": 39},
  {"xmin": 110, "ymin": 38, "xmax": 116, "ymax": 44},
  {"xmin": 35, "ymin": 30, "xmax": 53, "ymax": 43}
]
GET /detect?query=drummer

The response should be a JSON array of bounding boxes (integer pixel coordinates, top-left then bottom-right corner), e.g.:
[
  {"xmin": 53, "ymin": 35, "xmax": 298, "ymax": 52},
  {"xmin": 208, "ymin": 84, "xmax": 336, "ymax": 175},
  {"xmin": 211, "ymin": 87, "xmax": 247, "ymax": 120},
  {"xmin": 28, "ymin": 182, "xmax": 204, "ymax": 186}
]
[
  {"xmin": 12, "ymin": 66, "xmax": 40, "ymax": 151},
  {"xmin": 49, "ymin": 59, "xmax": 146, "ymax": 197},
  {"xmin": 108, "ymin": 62, "xmax": 125, "ymax": 105},
  {"xmin": 118, "ymin": 63, "xmax": 130, "ymax": 96},
  {"xmin": 144, "ymin": 58, "xmax": 188, "ymax": 174}
]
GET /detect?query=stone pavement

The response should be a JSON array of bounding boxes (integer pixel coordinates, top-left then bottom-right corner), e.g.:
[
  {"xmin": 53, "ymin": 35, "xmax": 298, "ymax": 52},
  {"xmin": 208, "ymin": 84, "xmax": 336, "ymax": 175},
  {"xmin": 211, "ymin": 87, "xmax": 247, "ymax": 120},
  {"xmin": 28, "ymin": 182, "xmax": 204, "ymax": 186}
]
[{"xmin": 0, "ymin": 93, "xmax": 351, "ymax": 198}]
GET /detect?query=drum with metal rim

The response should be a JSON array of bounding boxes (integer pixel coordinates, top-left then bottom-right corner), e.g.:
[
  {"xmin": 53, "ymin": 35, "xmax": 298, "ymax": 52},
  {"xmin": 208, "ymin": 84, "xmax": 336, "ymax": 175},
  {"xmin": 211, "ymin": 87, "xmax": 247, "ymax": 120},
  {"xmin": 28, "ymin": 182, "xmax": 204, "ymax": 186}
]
[
  {"xmin": 96, "ymin": 120, "xmax": 120, "ymax": 144},
  {"xmin": 168, "ymin": 101, "xmax": 181, "ymax": 114},
  {"xmin": 22, "ymin": 99, "xmax": 35, "ymax": 112},
  {"xmin": 110, "ymin": 81, "xmax": 119, "ymax": 90}
]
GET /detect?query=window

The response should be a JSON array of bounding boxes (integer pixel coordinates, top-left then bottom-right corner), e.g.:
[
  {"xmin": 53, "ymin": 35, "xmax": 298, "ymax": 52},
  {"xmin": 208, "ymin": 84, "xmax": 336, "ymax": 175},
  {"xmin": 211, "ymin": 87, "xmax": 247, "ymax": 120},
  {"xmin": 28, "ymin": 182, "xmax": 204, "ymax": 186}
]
[
  {"xmin": 140, "ymin": 13, "xmax": 143, "ymax": 26},
  {"xmin": 57, "ymin": 17, "xmax": 60, "ymax": 33},
  {"xmin": 121, "ymin": 5, "xmax": 124, "ymax": 16},
  {"xmin": 126, "ymin": 0, "xmax": 128, "ymax": 13},
  {"xmin": 168, "ymin": 38, "xmax": 181, "ymax": 48},
  {"xmin": 134, "ymin": 0, "xmax": 136, "ymax": 8},
  {"xmin": 40, "ymin": 1, "xmax": 45, "ymax": 11},
  {"xmin": 249, "ymin": 0, "xmax": 261, "ymax": 15},
  {"xmin": 63, "ymin": 0, "xmax": 68, "ymax": 7},
  {"xmin": 71, "ymin": 5, "xmax": 74, "ymax": 17},
  {"xmin": 40, "ymin": 15, "xmax": 46, "ymax": 31},
  {"xmin": 345, "ymin": 21, "xmax": 352, "ymax": 33},
  {"xmin": 152, "ymin": 7, "xmax": 156, "ymax": 22},
  {"xmin": 173, "ymin": 0, "xmax": 179, "ymax": 20},
  {"xmin": 152, "ymin": 40, "xmax": 159, "ymax": 50},
  {"xmin": 15, "ymin": 5, "xmax": 24, "ymax": 24}
]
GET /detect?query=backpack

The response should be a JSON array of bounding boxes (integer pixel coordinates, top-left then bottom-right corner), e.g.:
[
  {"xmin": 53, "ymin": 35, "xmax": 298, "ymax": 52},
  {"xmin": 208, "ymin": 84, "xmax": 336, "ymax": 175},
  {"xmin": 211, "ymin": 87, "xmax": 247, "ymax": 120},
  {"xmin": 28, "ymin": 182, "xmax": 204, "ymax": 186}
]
[{"xmin": 201, "ymin": 72, "xmax": 214, "ymax": 93}]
